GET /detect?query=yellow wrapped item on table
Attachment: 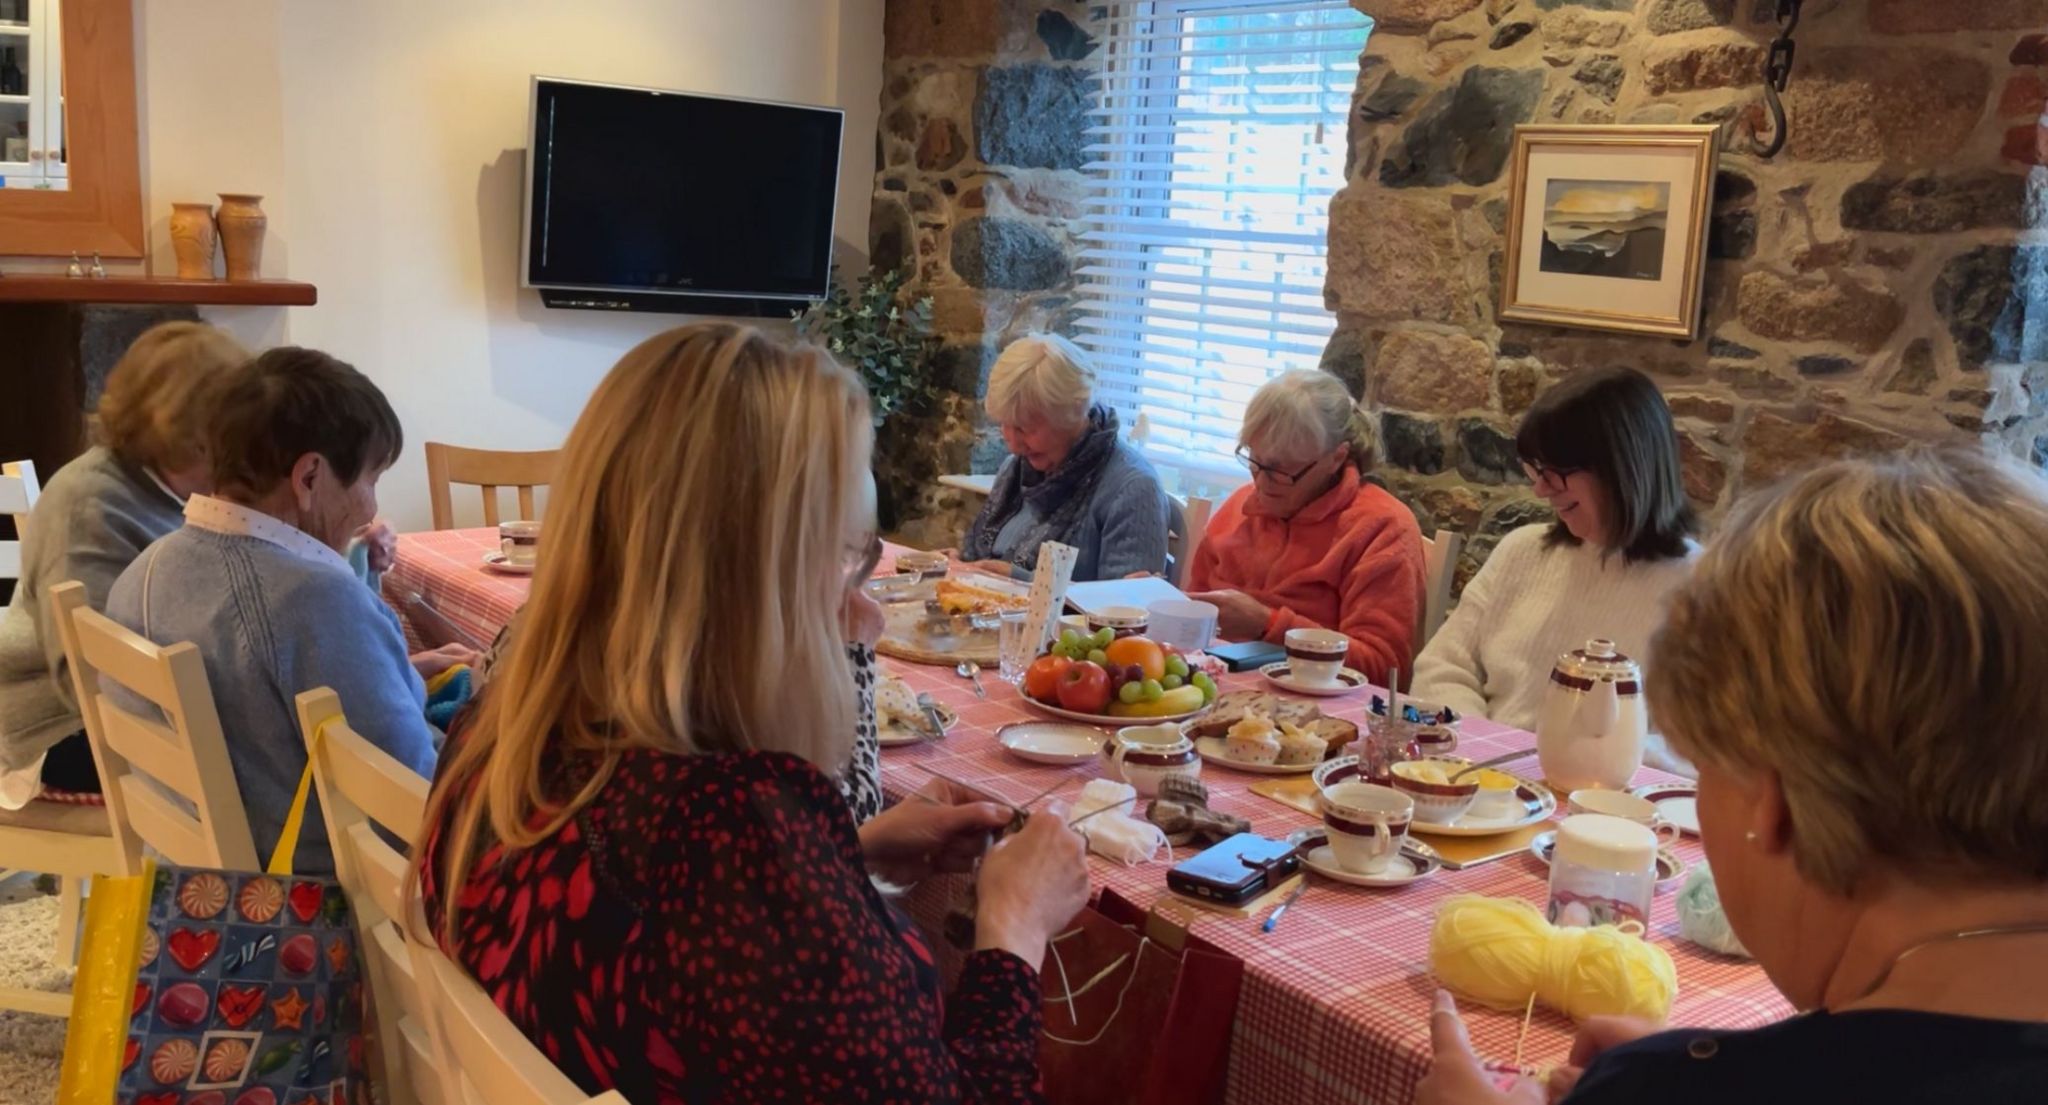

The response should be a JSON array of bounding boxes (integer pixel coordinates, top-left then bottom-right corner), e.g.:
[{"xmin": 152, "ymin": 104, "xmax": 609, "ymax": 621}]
[{"xmin": 1428, "ymin": 893, "xmax": 1678, "ymax": 1022}]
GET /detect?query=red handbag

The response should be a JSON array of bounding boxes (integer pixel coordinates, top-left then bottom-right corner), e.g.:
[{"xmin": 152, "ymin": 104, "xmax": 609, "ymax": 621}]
[{"xmin": 1037, "ymin": 890, "xmax": 1244, "ymax": 1105}]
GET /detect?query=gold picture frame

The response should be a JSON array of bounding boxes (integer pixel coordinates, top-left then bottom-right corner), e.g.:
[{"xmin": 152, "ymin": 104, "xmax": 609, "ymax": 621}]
[{"xmin": 1499, "ymin": 125, "xmax": 1720, "ymax": 340}]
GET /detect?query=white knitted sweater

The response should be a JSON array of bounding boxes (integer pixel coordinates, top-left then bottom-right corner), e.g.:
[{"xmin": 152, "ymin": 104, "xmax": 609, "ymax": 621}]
[{"xmin": 1410, "ymin": 524, "xmax": 1699, "ymax": 752}]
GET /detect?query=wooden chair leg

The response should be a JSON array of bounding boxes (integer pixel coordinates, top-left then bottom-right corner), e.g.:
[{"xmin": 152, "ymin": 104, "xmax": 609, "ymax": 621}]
[{"xmin": 55, "ymin": 876, "xmax": 81, "ymax": 965}]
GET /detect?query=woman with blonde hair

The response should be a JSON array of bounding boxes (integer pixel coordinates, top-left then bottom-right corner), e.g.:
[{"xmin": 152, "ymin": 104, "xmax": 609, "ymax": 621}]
[
  {"xmin": 415, "ymin": 323, "xmax": 1090, "ymax": 1103},
  {"xmin": 0, "ymin": 321, "xmax": 246, "ymax": 800},
  {"xmin": 1187, "ymin": 369, "xmax": 1424, "ymax": 675},
  {"xmin": 1420, "ymin": 449, "xmax": 2048, "ymax": 1105},
  {"xmin": 959, "ymin": 333, "xmax": 1170, "ymax": 581}
]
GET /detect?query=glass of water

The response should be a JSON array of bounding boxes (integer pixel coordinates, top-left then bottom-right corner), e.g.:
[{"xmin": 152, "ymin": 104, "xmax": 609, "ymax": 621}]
[{"xmin": 997, "ymin": 609, "xmax": 1035, "ymax": 684}]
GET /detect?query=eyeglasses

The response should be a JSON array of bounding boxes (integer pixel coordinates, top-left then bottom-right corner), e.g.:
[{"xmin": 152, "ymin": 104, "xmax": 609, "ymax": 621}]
[
  {"xmin": 1236, "ymin": 446, "xmax": 1319, "ymax": 488},
  {"xmin": 843, "ymin": 531, "xmax": 884, "ymax": 585},
  {"xmin": 1521, "ymin": 458, "xmax": 1584, "ymax": 485}
]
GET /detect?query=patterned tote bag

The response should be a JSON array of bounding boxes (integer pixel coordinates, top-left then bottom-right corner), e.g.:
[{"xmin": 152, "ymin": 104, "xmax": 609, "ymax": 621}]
[{"xmin": 58, "ymin": 763, "xmax": 368, "ymax": 1105}]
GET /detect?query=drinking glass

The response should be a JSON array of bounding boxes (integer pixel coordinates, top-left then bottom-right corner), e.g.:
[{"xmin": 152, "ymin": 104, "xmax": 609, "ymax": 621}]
[{"xmin": 997, "ymin": 609, "xmax": 1034, "ymax": 684}]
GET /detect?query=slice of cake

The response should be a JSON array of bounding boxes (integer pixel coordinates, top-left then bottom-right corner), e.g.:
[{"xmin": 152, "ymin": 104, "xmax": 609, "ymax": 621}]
[
  {"xmin": 1273, "ymin": 721, "xmax": 1329, "ymax": 765},
  {"xmin": 1223, "ymin": 714, "xmax": 1281, "ymax": 765}
]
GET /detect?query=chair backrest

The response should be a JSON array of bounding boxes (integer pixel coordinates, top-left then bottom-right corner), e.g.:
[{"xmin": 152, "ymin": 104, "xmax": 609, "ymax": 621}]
[
  {"xmin": 414, "ymin": 939, "xmax": 606, "ymax": 1105},
  {"xmin": 297, "ymin": 688, "xmax": 442, "ymax": 1105},
  {"xmin": 1167, "ymin": 494, "xmax": 1214, "ymax": 589},
  {"xmin": 1, "ymin": 459, "xmax": 39, "ymax": 582},
  {"xmin": 48, "ymin": 580, "xmax": 259, "ymax": 874},
  {"xmin": 424, "ymin": 443, "xmax": 559, "ymax": 531},
  {"xmin": 1417, "ymin": 528, "xmax": 1464, "ymax": 651}
]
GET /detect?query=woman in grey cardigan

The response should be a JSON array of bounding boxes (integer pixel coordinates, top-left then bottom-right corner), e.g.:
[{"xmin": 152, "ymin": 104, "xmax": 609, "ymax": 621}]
[
  {"xmin": 958, "ymin": 334, "xmax": 1170, "ymax": 582},
  {"xmin": 0, "ymin": 322, "xmax": 249, "ymax": 802}
]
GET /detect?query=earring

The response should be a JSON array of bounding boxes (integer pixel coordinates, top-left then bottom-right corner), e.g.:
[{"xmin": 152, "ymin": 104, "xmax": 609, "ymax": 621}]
[{"xmin": 1745, "ymin": 830, "xmax": 1759, "ymax": 844}]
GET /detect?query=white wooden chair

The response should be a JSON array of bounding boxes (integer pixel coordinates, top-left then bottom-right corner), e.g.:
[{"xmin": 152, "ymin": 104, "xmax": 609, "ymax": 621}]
[
  {"xmin": 1168, "ymin": 493, "xmax": 1214, "ymax": 588},
  {"xmin": 50, "ymin": 579, "xmax": 259, "ymax": 874},
  {"xmin": 424, "ymin": 443, "xmax": 560, "ymax": 531},
  {"xmin": 1417, "ymin": 528, "xmax": 1464, "ymax": 650},
  {"xmin": 414, "ymin": 938, "xmax": 628, "ymax": 1105},
  {"xmin": 297, "ymin": 688, "xmax": 442, "ymax": 1105},
  {"xmin": 0, "ymin": 463, "xmax": 131, "ymax": 1018}
]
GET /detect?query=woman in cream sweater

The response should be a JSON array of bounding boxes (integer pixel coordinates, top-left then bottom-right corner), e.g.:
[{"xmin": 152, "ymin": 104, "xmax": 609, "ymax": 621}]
[{"xmin": 1410, "ymin": 368, "xmax": 1698, "ymax": 766}]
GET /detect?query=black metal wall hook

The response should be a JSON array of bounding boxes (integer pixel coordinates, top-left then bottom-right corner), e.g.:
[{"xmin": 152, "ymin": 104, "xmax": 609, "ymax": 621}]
[{"xmin": 1749, "ymin": 0, "xmax": 1805, "ymax": 159}]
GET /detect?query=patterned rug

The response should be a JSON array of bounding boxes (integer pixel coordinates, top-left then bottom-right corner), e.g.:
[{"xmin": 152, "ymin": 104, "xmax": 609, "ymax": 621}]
[{"xmin": 0, "ymin": 877, "xmax": 69, "ymax": 1105}]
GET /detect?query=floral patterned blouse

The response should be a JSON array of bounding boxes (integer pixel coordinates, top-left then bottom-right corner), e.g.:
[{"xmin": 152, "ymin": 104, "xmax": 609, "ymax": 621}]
[{"xmin": 416, "ymin": 735, "xmax": 1044, "ymax": 1104}]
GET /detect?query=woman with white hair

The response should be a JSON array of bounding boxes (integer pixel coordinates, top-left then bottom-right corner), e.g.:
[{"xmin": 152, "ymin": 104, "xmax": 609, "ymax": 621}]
[
  {"xmin": 957, "ymin": 334, "xmax": 1170, "ymax": 581},
  {"xmin": 1187, "ymin": 369, "xmax": 1424, "ymax": 676}
]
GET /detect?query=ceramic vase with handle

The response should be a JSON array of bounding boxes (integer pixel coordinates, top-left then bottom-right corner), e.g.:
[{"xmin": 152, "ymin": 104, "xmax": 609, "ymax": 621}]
[
  {"xmin": 216, "ymin": 193, "xmax": 267, "ymax": 281},
  {"xmin": 169, "ymin": 202, "xmax": 217, "ymax": 280},
  {"xmin": 1535, "ymin": 639, "xmax": 1646, "ymax": 792}
]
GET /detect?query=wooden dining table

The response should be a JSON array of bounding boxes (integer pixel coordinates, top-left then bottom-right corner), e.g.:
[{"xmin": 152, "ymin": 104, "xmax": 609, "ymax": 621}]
[{"xmin": 384, "ymin": 527, "xmax": 1793, "ymax": 1105}]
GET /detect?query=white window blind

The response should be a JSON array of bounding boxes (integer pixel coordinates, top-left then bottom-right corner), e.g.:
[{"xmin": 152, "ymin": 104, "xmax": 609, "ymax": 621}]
[{"xmin": 1078, "ymin": 0, "xmax": 1371, "ymax": 485}]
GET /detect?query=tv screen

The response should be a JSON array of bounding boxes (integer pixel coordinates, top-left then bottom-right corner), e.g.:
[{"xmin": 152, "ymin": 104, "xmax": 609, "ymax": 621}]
[{"xmin": 523, "ymin": 78, "xmax": 843, "ymax": 303}]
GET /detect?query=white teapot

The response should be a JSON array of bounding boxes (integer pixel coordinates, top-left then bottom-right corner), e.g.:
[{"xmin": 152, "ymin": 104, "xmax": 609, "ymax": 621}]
[{"xmin": 1535, "ymin": 639, "xmax": 1646, "ymax": 792}]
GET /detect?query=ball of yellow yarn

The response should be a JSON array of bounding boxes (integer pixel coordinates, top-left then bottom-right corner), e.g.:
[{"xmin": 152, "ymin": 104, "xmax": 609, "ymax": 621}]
[{"xmin": 1428, "ymin": 894, "xmax": 1677, "ymax": 1022}]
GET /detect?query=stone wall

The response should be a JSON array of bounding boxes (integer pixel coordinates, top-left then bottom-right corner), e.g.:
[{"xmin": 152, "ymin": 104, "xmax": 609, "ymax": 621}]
[
  {"xmin": 870, "ymin": 0, "xmax": 1105, "ymax": 545},
  {"xmin": 1337, "ymin": 0, "xmax": 2048, "ymax": 586}
]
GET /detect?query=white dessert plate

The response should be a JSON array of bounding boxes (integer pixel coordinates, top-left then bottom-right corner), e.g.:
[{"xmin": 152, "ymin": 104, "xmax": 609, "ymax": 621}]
[
  {"xmin": 877, "ymin": 701, "xmax": 958, "ymax": 747},
  {"xmin": 1259, "ymin": 663, "xmax": 1369, "ymax": 697},
  {"xmin": 1193, "ymin": 735, "xmax": 1317, "ymax": 775},
  {"xmin": 1312, "ymin": 756, "xmax": 1557, "ymax": 836},
  {"xmin": 996, "ymin": 722, "xmax": 1104, "ymax": 766}
]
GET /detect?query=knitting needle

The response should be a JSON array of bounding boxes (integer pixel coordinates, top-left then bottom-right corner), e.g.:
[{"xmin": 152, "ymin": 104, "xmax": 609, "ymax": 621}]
[{"xmin": 1261, "ymin": 880, "xmax": 1309, "ymax": 933}]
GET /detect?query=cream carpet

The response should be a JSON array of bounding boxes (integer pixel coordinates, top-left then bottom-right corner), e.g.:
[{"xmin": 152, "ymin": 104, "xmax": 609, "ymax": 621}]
[{"xmin": 0, "ymin": 876, "xmax": 69, "ymax": 1105}]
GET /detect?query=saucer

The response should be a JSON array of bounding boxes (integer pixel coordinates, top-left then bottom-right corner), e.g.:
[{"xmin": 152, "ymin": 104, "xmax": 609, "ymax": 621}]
[
  {"xmin": 1530, "ymin": 830, "xmax": 1688, "ymax": 888},
  {"xmin": 1314, "ymin": 756, "xmax": 1556, "ymax": 836},
  {"xmin": 481, "ymin": 551, "xmax": 535, "ymax": 575},
  {"xmin": 996, "ymin": 722, "xmax": 1103, "ymax": 766},
  {"xmin": 1297, "ymin": 842, "xmax": 1441, "ymax": 887},
  {"xmin": 1193, "ymin": 736, "xmax": 1317, "ymax": 775},
  {"xmin": 1259, "ymin": 663, "xmax": 1367, "ymax": 697},
  {"xmin": 1630, "ymin": 782, "xmax": 1699, "ymax": 836}
]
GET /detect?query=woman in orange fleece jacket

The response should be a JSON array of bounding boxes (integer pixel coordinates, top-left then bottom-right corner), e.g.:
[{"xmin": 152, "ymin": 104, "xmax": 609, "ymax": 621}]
[{"xmin": 1188, "ymin": 370, "xmax": 1424, "ymax": 678}]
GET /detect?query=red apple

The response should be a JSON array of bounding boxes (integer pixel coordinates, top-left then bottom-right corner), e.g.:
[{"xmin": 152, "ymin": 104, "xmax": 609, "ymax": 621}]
[
  {"xmin": 1056, "ymin": 660, "xmax": 1113, "ymax": 714},
  {"xmin": 1023, "ymin": 654, "xmax": 1073, "ymax": 702}
]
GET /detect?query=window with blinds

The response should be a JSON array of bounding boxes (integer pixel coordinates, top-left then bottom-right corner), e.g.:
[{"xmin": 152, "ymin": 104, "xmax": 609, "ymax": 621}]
[{"xmin": 1077, "ymin": 0, "xmax": 1371, "ymax": 487}]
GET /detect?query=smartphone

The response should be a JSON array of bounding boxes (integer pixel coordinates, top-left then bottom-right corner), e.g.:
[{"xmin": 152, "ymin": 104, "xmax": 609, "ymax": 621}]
[
  {"xmin": 1206, "ymin": 640, "xmax": 1287, "ymax": 672},
  {"xmin": 1166, "ymin": 832, "xmax": 1300, "ymax": 906}
]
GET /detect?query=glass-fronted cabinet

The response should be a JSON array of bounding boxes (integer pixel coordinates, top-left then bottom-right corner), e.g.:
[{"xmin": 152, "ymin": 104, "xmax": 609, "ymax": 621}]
[{"xmin": 0, "ymin": 0, "xmax": 66, "ymax": 191}]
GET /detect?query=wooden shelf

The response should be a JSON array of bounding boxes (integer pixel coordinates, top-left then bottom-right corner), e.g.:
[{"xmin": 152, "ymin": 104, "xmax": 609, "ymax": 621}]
[{"xmin": 0, "ymin": 275, "xmax": 317, "ymax": 306}]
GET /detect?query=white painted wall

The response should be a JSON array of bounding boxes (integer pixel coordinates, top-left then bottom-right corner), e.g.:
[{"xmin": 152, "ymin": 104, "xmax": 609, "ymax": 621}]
[{"xmin": 124, "ymin": 0, "xmax": 882, "ymax": 529}]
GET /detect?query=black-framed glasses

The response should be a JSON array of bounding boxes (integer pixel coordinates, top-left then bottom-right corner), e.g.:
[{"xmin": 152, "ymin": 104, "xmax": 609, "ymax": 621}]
[
  {"xmin": 843, "ymin": 531, "xmax": 884, "ymax": 584},
  {"xmin": 1520, "ymin": 457, "xmax": 1584, "ymax": 484},
  {"xmin": 1236, "ymin": 446, "xmax": 1319, "ymax": 488}
]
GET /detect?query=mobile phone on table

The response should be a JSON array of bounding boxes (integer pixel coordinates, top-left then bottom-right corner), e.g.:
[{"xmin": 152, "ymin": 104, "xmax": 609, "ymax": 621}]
[
  {"xmin": 1207, "ymin": 640, "xmax": 1287, "ymax": 672},
  {"xmin": 1166, "ymin": 832, "xmax": 1299, "ymax": 906}
]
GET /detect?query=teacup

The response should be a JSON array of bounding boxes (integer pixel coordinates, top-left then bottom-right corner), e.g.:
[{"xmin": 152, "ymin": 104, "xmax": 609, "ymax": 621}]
[
  {"xmin": 1103, "ymin": 724, "xmax": 1200, "ymax": 798},
  {"xmin": 1284, "ymin": 627, "xmax": 1348, "ymax": 687},
  {"xmin": 1088, "ymin": 605, "xmax": 1151, "ymax": 640},
  {"xmin": 499, "ymin": 519, "xmax": 540, "ymax": 567},
  {"xmin": 894, "ymin": 549, "xmax": 948, "ymax": 582},
  {"xmin": 1390, "ymin": 758, "xmax": 1479, "ymax": 825},
  {"xmin": 1567, "ymin": 788, "xmax": 1681, "ymax": 846},
  {"xmin": 1318, "ymin": 782, "xmax": 1414, "ymax": 875}
]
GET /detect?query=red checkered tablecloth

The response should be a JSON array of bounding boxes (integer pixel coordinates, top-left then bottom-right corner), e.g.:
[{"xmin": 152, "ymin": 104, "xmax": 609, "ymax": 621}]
[{"xmin": 388, "ymin": 529, "xmax": 1792, "ymax": 1105}]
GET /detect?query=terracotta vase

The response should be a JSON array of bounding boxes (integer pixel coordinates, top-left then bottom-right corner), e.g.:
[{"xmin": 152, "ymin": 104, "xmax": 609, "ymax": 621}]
[
  {"xmin": 215, "ymin": 193, "xmax": 267, "ymax": 281},
  {"xmin": 168, "ymin": 202, "xmax": 217, "ymax": 280}
]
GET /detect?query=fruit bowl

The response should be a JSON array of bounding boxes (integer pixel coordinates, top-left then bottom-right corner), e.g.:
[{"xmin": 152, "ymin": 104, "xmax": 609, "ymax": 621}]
[{"xmin": 1019, "ymin": 628, "xmax": 1218, "ymax": 725}]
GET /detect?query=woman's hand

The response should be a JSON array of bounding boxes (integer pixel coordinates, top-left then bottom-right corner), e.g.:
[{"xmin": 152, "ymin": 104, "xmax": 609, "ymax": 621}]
[
  {"xmin": 858, "ymin": 778, "xmax": 1014, "ymax": 888},
  {"xmin": 1187, "ymin": 589, "xmax": 1273, "ymax": 641},
  {"xmin": 1415, "ymin": 992, "xmax": 1546, "ymax": 1105},
  {"xmin": 411, "ymin": 642, "xmax": 479, "ymax": 681},
  {"xmin": 1537, "ymin": 1015, "xmax": 1665, "ymax": 1101},
  {"xmin": 354, "ymin": 520, "xmax": 398, "ymax": 574},
  {"xmin": 842, "ymin": 587, "xmax": 885, "ymax": 647},
  {"xmin": 974, "ymin": 801, "xmax": 1091, "ymax": 967}
]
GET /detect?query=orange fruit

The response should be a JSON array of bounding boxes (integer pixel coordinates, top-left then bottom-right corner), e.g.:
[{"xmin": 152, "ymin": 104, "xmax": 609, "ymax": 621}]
[{"xmin": 1103, "ymin": 636, "xmax": 1166, "ymax": 681}]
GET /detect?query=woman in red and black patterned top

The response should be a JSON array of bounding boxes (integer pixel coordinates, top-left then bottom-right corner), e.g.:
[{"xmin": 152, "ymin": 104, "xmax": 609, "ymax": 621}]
[{"xmin": 413, "ymin": 323, "xmax": 1091, "ymax": 1104}]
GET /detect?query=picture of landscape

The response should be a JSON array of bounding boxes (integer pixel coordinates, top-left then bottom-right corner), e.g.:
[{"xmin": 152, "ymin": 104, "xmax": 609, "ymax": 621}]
[{"xmin": 1539, "ymin": 179, "xmax": 1670, "ymax": 281}]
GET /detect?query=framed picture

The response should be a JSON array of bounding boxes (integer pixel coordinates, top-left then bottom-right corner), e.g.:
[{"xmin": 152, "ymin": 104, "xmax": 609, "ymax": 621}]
[{"xmin": 1500, "ymin": 125, "xmax": 1720, "ymax": 339}]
